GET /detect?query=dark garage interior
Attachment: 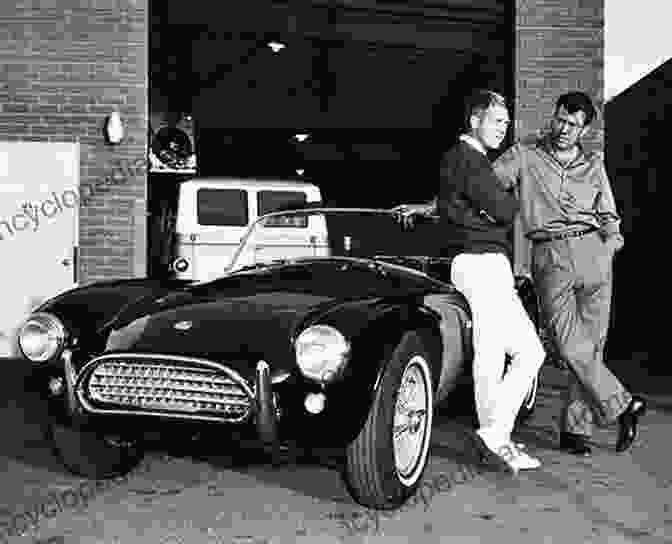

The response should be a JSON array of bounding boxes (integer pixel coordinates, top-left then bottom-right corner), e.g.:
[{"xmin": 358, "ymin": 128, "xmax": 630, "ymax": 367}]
[
  {"xmin": 147, "ymin": 0, "xmax": 513, "ymax": 275},
  {"xmin": 149, "ymin": 1, "xmax": 513, "ymax": 200}
]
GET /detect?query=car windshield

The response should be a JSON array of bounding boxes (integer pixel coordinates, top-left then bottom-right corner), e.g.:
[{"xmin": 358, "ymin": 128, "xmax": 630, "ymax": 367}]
[{"xmin": 227, "ymin": 208, "xmax": 443, "ymax": 273}]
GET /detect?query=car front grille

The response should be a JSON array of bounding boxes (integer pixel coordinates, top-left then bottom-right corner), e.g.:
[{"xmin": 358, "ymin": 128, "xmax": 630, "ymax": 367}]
[{"xmin": 77, "ymin": 354, "xmax": 255, "ymax": 423}]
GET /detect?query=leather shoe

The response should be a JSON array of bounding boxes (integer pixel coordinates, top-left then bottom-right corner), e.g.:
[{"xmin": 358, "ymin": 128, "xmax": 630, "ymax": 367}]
[
  {"xmin": 616, "ymin": 396, "xmax": 647, "ymax": 453},
  {"xmin": 559, "ymin": 432, "xmax": 592, "ymax": 456}
]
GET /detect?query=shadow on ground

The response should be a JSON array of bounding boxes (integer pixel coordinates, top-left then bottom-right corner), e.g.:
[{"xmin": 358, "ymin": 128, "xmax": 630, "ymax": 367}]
[
  {"xmin": 0, "ymin": 359, "xmax": 70, "ymax": 476},
  {"xmin": 0, "ymin": 359, "xmax": 580, "ymax": 511}
]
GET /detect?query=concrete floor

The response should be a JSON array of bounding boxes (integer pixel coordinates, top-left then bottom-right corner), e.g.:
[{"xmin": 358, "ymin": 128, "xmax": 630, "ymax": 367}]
[{"xmin": 1, "ymin": 359, "xmax": 670, "ymax": 544}]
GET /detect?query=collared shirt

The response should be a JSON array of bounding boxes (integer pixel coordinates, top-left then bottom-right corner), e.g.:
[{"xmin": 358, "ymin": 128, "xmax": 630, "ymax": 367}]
[
  {"xmin": 459, "ymin": 134, "xmax": 487, "ymax": 155},
  {"xmin": 492, "ymin": 135, "xmax": 624, "ymax": 247}
]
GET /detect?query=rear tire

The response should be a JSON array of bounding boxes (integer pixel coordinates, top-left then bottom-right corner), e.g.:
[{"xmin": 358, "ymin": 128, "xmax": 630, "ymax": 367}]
[{"xmin": 344, "ymin": 331, "xmax": 434, "ymax": 509}]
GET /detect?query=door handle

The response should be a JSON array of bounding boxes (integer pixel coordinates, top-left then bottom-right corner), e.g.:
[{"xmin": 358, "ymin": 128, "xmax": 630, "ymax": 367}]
[{"xmin": 62, "ymin": 258, "xmax": 71, "ymax": 266}]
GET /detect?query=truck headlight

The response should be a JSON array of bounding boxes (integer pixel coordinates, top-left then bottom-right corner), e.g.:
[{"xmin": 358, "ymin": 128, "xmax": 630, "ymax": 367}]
[
  {"xmin": 173, "ymin": 257, "xmax": 189, "ymax": 273},
  {"xmin": 295, "ymin": 325, "xmax": 350, "ymax": 383},
  {"xmin": 18, "ymin": 312, "xmax": 67, "ymax": 362}
]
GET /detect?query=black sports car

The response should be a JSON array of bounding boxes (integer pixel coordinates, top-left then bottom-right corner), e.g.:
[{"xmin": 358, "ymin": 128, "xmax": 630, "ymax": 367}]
[{"xmin": 18, "ymin": 208, "xmax": 540, "ymax": 510}]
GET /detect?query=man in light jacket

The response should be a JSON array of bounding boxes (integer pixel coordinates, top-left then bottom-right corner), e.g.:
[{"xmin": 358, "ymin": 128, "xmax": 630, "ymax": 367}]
[{"xmin": 492, "ymin": 91, "xmax": 646, "ymax": 456}]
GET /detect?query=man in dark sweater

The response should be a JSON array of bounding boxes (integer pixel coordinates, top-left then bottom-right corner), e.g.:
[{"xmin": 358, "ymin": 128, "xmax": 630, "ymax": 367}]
[{"xmin": 396, "ymin": 90, "xmax": 545, "ymax": 473}]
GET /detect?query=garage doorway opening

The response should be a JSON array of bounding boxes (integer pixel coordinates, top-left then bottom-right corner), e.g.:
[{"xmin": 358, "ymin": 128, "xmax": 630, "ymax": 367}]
[{"xmin": 148, "ymin": 1, "xmax": 513, "ymax": 277}]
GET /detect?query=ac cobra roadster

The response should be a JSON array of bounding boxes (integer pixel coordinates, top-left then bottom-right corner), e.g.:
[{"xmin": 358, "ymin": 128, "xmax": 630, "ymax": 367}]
[{"xmin": 18, "ymin": 208, "xmax": 540, "ymax": 510}]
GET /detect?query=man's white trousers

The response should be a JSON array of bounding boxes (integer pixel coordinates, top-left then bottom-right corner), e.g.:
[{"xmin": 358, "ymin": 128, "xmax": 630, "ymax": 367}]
[{"xmin": 451, "ymin": 252, "xmax": 545, "ymax": 449}]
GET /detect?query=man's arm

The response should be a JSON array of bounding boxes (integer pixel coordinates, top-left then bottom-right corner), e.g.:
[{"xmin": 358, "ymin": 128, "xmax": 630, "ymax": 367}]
[
  {"xmin": 594, "ymin": 160, "xmax": 625, "ymax": 252},
  {"xmin": 391, "ymin": 197, "xmax": 437, "ymax": 228},
  {"xmin": 492, "ymin": 143, "xmax": 523, "ymax": 191},
  {"xmin": 493, "ymin": 143, "xmax": 529, "ymax": 275},
  {"xmin": 393, "ymin": 197, "xmax": 436, "ymax": 216},
  {"xmin": 463, "ymin": 162, "xmax": 519, "ymax": 224}
]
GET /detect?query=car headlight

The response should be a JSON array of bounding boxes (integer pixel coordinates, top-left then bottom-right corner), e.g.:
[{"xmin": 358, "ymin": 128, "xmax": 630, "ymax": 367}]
[
  {"xmin": 295, "ymin": 325, "xmax": 351, "ymax": 383},
  {"xmin": 18, "ymin": 312, "xmax": 67, "ymax": 362}
]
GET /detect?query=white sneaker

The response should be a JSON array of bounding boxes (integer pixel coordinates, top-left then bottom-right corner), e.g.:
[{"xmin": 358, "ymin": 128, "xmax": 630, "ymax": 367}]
[{"xmin": 499, "ymin": 443, "xmax": 541, "ymax": 471}]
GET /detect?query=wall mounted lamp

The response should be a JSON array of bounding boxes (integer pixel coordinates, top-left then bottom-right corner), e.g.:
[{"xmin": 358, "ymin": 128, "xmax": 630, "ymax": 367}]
[{"xmin": 103, "ymin": 110, "xmax": 124, "ymax": 145}]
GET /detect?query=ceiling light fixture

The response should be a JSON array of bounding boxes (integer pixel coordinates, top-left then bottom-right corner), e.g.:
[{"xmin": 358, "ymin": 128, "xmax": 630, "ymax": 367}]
[
  {"xmin": 293, "ymin": 133, "xmax": 310, "ymax": 143},
  {"xmin": 296, "ymin": 169, "xmax": 305, "ymax": 176},
  {"xmin": 268, "ymin": 41, "xmax": 286, "ymax": 53}
]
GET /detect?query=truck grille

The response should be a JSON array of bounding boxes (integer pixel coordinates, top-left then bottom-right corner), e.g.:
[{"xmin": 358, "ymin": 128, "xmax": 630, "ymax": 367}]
[{"xmin": 77, "ymin": 354, "xmax": 254, "ymax": 423}]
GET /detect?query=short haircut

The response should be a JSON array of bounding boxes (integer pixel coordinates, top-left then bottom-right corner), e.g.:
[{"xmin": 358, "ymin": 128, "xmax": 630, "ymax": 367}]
[
  {"xmin": 464, "ymin": 89, "xmax": 507, "ymax": 129},
  {"xmin": 555, "ymin": 91, "xmax": 596, "ymax": 126}
]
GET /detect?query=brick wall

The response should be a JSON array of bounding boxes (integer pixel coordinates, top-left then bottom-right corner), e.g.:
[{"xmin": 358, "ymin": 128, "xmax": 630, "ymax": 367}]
[
  {"xmin": 0, "ymin": 1, "xmax": 605, "ymax": 284},
  {"xmin": 514, "ymin": 0, "xmax": 604, "ymax": 151},
  {"xmin": 0, "ymin": 0, "xmax": 147, "ymax": 285},
  {"xmin": 512, "ymin": 0, "xmax": 604, "ymax": 274}
]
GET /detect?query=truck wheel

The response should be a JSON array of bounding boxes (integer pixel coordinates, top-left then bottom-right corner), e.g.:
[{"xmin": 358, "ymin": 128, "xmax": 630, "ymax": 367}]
[
  {"xmin": 345, "ymin": 331, "xmax": 434, "ymax": 509},
  {"xmin": 47, "ymin": 420, "xmax": 144, "ymax": 479}
]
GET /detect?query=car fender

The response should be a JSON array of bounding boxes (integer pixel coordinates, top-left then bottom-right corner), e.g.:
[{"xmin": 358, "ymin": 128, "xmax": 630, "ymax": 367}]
[
  {"xmin": 316, "ymin": 301, "xmax": 443, "ymax": 444},
  {"xmin": 356, "ymin": 292, "xmax": 472, "ymax": 427}
]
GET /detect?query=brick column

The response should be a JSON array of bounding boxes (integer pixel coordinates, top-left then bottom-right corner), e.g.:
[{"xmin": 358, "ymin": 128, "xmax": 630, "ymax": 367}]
[
  {"xmin": 512, "ymin": 0, "xmax": 604, "ymax": 274},
  {"xmin": 0, "ymin": 0, "xmax": 148, "ymax": 285}
]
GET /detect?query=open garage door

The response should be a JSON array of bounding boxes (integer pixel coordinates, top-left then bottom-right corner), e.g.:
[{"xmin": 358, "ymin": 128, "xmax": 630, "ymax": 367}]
[
  {"xmin": 148, "ymin": 0, "xmax": 512, "ymax": 269},
  {"xmin": 0, "ymin": 143, "xmax": 79, "ymax": 357},
  {"xmin": 151, "ymin": 0, "xmax": 511, "ymax": 185}
]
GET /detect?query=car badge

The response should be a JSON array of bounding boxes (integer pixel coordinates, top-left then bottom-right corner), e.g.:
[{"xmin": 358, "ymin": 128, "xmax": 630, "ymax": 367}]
[{"xmin": 173, "ymin": 320, "xmax": 193, "ymax": 331}]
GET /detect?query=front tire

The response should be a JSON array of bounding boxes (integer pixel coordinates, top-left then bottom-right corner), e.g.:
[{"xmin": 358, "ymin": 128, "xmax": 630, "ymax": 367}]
[
  {"xmin": 344, "ymin": 331, "xmax": 434, "ymax": 509},
  {"xmin": 47, "ymin": 420, "xmax": 145, "ymax": 479}
]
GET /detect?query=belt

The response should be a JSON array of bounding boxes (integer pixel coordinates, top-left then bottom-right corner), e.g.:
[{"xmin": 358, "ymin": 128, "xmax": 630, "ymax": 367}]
[{"xmin": 528, "ymin": 227, "xmax": 597, "ymax": 244}]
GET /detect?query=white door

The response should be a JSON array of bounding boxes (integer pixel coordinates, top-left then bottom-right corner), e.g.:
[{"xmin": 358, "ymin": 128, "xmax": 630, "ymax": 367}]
[{"xmin": 0, "ymin": 142, "xmax": 79, "ymax": 357}]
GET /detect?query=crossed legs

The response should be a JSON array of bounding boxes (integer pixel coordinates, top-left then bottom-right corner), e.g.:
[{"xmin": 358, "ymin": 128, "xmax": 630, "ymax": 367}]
[
  {"xmin": 532, "ymin": 235, "xmax": 631, "ymax": 442},
  {"xmin": 451, "ymin": 252, "xmax": 545, "ymax": 469}
]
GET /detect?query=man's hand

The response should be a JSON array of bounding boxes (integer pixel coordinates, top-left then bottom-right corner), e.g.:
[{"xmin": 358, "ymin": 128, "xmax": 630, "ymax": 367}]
[
  {"xmin": 478, "ymin": 209, "xmax": 497, "ymax": 224},
  {"xmin": 604, "ymin": 236, "xmax": 624, "ymax": 256},
  {"xmin": 391, "ymin": 203, "xmax": 434, "ymax": 229}
]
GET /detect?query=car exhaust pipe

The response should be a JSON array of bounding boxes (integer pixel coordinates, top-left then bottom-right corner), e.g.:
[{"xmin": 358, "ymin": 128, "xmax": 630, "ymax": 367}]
[{"xmin": 255, "ymin": 360, "xmax": 277, "ymax": 444}]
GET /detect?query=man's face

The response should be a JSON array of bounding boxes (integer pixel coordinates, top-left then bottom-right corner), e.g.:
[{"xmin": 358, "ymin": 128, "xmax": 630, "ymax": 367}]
[
  {"xmin": 472, "ymin": 104, "xmax": 510, "ymax": 150},
  {"xmin": 550, "ymin": 106, "xmax": 587, "ymax": 150}
]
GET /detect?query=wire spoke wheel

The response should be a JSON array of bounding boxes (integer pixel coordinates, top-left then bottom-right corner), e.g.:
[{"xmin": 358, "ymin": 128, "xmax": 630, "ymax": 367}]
[
  {"xmin": 345, "ymin": 331, "xmax": 434, "ymax": 509},
  {"xmin": 393, "ymin": 357, "xmax": 431, "ymax": 484}
]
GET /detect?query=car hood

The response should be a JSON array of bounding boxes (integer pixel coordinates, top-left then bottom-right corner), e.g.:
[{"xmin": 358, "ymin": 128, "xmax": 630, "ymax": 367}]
[
  {"xmin": 102, "ymin": 257, "xmax": 449, "ymax": 369},
  {"xmin": 36, "ymin": 278, "xmax": 192, "ymax": 337}
]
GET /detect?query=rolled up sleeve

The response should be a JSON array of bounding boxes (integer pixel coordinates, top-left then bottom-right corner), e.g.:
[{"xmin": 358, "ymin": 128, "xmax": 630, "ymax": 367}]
[{"xmin": 493, "ymin": 144, "xmax": 522, "ymax": 191}]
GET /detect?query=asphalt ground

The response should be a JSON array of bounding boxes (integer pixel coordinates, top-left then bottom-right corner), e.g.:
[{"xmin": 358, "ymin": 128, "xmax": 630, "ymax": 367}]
[{"xmin": 1, "ymin": 356, "xmax": 670, "ymax": 543}]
